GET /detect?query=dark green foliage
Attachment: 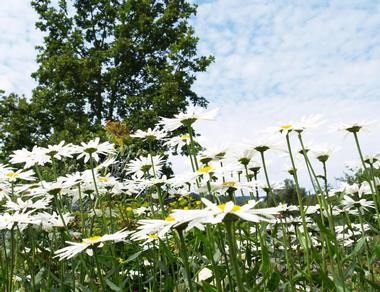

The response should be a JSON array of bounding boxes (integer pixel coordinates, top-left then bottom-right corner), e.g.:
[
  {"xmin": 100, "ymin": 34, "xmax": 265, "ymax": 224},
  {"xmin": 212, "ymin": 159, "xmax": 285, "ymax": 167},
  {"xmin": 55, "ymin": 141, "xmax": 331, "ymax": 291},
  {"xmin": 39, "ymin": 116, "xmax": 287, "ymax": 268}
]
[
  {"xmin": 0, "ymin": 91, "xmax": 38, "ymax": 160},
  {"xmin": 0, "ymin": 0, "xmax": 213, "ymax": 158},
  {"xmin": 338, "ymin": 167, "xmax": 380, "ymax": 185},
  {"xmin": 275, "ymin": 179, "xmax": 307, "ymax": 205},
  {"xmin": 31, "ymin": 0, "xmax": 213, "ymax": 133}
]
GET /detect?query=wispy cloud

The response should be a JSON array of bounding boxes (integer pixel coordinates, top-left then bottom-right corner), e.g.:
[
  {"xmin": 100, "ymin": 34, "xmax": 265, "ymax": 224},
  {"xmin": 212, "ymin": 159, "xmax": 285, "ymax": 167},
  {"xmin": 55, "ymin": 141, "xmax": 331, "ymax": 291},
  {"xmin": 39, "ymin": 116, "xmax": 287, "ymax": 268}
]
[
  {"xmin": 192, "ymin": 0, "xmax": 380, "ymax": 102},
  {"xmin": 0, "ymin": 0, "xmax": 42, "ymax": 95}
]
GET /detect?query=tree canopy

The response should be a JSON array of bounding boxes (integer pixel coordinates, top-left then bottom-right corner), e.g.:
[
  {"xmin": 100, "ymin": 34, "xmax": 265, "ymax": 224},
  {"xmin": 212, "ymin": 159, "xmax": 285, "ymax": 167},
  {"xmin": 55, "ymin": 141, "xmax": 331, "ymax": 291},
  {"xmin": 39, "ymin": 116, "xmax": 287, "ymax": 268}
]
[{"xmin": 0, "ymin": 0, "xmax": 213, "ymax": 159}]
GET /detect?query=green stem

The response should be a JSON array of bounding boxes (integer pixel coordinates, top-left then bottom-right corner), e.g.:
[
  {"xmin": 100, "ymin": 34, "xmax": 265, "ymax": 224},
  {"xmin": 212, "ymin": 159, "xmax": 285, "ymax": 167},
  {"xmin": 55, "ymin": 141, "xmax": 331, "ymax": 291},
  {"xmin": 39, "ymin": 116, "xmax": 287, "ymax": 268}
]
[
  {"xmin": 206, "ymin": 225, "xmax": 224, "ymax": 292},
  {"xmin": 29, "ymin": 227, "xmax": 36, "ymax": 291},
  {"xmin": 54, "ymin": 193, "xmax": 71, "ymax": 238},
  {"xmin": 357, "ymin": 208, "xmax": 374, "ymax": 283},
  {"xmin": 89, "ymin": 154, "xmax": 101, "ymax": 234},
  {"xmin": 368, "ymin": 163, "xmax": 380, "ymax": 227},
  {"xmin": 78, "ymin": 184, "xmax": 86, "ymax": 235},
  {"xmin": 225, "ymin": 221, "xmax": 245, "ymax": 292},
  {"xmin": 94, "ymin": 248, "xmax": 106, "ymax": 291},
  {"xmin": 9, "ymin": 227, "xmax": 16, "ymax": 292},
  {"xmin": 176, "ymin": 229, "xmax": 194, "ymax": 292},
  {"xmin": 187, "ymin": 125, "xmax": 199, "ymax": 170},
  {"xmin": 298, "ymin": 134, "xmax": 345, "ymax": 289},
  {"xmin": 259, "ymin": 151, "xmax": 276, "ymax": 205},
  {"xmin": 285, "ymin": 133, "xmax": 312, "ymax": 272},
  {"xmin": 352, "ymin": 132, "xmax": 380, "ymax": 228}
]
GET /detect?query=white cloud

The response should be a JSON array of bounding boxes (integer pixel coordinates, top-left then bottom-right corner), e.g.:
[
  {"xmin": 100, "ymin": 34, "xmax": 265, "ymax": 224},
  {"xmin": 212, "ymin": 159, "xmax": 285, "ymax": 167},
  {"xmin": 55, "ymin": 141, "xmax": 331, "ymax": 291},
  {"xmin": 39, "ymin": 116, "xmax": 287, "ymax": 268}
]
[
  {"xmin": 0, "ymin": 0, "xmax": 42, "ymax": 94},
  {"xmin": 192, "ymin": 0, "xmax": 380, "ymax": 102}
]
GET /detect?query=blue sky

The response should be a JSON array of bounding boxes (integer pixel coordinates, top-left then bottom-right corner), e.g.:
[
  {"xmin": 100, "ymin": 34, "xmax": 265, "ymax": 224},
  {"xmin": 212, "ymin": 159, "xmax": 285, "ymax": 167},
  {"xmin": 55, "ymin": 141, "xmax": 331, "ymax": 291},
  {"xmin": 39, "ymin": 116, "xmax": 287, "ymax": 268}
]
[
  {"xmin": 191, "ymin": 0, "xmax": 380, "ymax": 102},
  {"xmin": 1, "ymin": 0, "xmax": 380, "ymax": 187}
]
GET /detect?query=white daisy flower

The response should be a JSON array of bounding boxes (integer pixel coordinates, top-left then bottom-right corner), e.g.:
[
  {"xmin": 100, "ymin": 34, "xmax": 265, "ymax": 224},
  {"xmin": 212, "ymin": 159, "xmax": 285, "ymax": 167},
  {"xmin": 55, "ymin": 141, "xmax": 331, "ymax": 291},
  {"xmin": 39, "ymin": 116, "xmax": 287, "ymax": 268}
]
[
  {"xmin": 164, "ymin": 134, "xmax": 193, "ymax": 150},
  {"xmin": 34, "ymin": 212, "xmax": 74, "ymax": 231},
  {"xmin": 5, "ymin": 197, "xmax": 52, "ymax": 213},
  {"xmin": 341, "ymin": 195, "xmax": 375, "ymax": 213},
  {"xmin": 137, "ymin": 176, "xmax": 170, "ymax": 189},
  {"xmin": 132, "ymin": 216, "xmax": 178, "ymax": 244},
  {"xmin": 196, "ymin": 179, "xmax": 257, "ymax": 195},
  {"xmin": 311, "ymin": 144, "xmax": 338, "ymax": 163},
  {"xmin": 257, "ymin": 181, "xmax": 285, "ymax": 193},
  {"xmin": 130, "ymin": 127, "xmax": 167, "ymax": 141},
  {"xmin": 133, "ymin": 206, "xmax": 148, "ymax": 216},
  {"xmin": 2, "ymin": 169, "xmax": 36, "ymax": 183},
  {"xmin": 54, "ymin": 229, "xmax": 131, "ymax": 260},
  {"xmin": 335, "ymin": 120, "xmax": 376, "ymax": 134},
  {"xmin": 247, "ymin": 158, "xmax": 262, "ymax": 172},
  {"xmin": 10, "ymin": 146, "xmax": 51, "ymax": 168},
  {"xmin": 0, "ymin": 212, "xmax": 40, "ymax": 230},
  {"xmin": 229, "ymin": 147, "xmax": 256, "ymax": 166},
  {"xmin": 343, "ymin": 183, "xmax": 372, "ymax": 198},
  {"xmin": 44, "ymin": 141, "xmax": 77, "ymax": 160},
  {"xmin": 96, "ymin": 174, "xmax": 118, "ymax": 189},
  {"xmin": 199, "ymin": 198, "xmax": 284, "ymax": 224},
  {"xmin": 197, "ymin": 267, "xmax": 213, "ymax": 282},
  {"xmin": 159, "ymin": 107, "xmax": 218, "ymax": 131},
  {"xmin": 199, "ymin": 145, "xmax": 228, "ymax": 163},
  {"xmin": 364, "ymin": 154, "xmax": 380, "ymax": 165},
  {"xmin": 246, "ymin": 136, "xmax": 284, "ymax": 153},
  {"xmin": 96, "ymin": 156, "xmax": 118, "ymax": 170},
  {"xmin": 266, "ymin": 114, "xmax": 324, "ymax": 135},
  {"xmin": 62, "ymin": 171, "xmax": 84, "ymax": 187},
  {"xmin": 125, "ymin": 155, "xmax": 164, "ymax": 178},
  {"xmin": 76, "ymin": 137, "xmax": 115, "ymax": 163}
]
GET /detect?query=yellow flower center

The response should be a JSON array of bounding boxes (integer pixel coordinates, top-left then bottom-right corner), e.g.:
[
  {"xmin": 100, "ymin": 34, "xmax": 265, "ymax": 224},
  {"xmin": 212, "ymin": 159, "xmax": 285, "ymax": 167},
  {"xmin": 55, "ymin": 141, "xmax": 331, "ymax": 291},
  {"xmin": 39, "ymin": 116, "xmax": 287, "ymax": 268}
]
[
  {"xmin": 280, "ymin": 124, "xmax": 292, "ymax": 129},
  {"xmin": 84, "ymin": 147, "xmax": 97, "ymax": 154},
  {"xmin": 223, "ymin": 181, "xmax": 237, "ymax": 187},
  {"xmin": 98, "ymin": 177, "xmax": 109, "ymax": 182},
  {"xmin": 145, "ymin": 134, "xmax": 157, "ymax": 140},
  {"xmin": 217, "ymin": 204, "xmax": 241, "ymax": 212},
  {"xmin": 165, "ymin": 216, "xmax": 176, "ymax": 222},
  {"xmin": 126, "ymin": 207, "xmax": 133, "ymax": 212},
  {"xmin": 197, "ymin": 166, "xmax": 213, "ymax": 173},
  {"xmin": 6, "ymin": 172, "xmax": 19, "ymax": 178},
  {"xmin": 232, "ymin": 205, "xmax": 241, "ymax": 212},
  {"xmin": 84, "ymin": 236, "xmax": 101, "ymax": 243},
  {"xmin": 180, "ymin": 134, "xmax": 191, "ymax": 139},
  {"xmin": 149, "ymin": 234, "xmax": 159, "ymax": 239}
]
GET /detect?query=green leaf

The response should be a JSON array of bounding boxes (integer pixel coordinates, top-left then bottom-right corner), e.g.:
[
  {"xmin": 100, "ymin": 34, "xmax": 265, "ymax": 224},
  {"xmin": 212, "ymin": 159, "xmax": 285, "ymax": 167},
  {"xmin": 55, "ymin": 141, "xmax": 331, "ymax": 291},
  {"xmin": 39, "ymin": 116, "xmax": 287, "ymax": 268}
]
[
  {"xmin": 296, "ymin": 229, "xmax": 308, "ymax": 251},
  {"xmin": 311, "ymin": 269, "xmax": 335, "ymax": 290},
  {"xmin": 373, "ymin": 244, "xmax": 380, "ymax": 259},
  {"xmin": 105, "ymin": 279, "xmax": 123, "ymax": 291},
  {"xmin": 267, "ymin": 270, "xmax": 281, "ymax": 291},
  {"xmin": 201, "ymin": 281, "xmax": 217, "ymax": 292},
  {"xmin": 125, "ymin": 250, "xmax": 142, "ymax": 263},
  {"xmin": 260, "ymin": 244, "xmax": 271, "ymax": 275},
  {"xmin": 344, "ymin": 259, "xmax": 357, "ymax": 279},
  {"xmin": 343, "ymin": 237, "xmax": 365, "ymax": 263},
  {"xmin": 213, "ymin": 248, "xmax": 222, "ymax": 263},
  {"xmin": 366, "ymin": 279, "xmax": 380, "ymax": 290},
  {"xmin": 35, "ymin": 267, "xmax": 46, "ymax": 285}
]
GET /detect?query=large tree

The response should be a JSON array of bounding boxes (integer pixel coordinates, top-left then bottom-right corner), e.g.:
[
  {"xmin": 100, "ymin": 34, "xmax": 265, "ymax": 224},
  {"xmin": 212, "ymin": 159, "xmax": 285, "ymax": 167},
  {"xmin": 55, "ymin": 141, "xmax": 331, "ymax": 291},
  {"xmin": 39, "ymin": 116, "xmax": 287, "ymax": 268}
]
[
  {"xmin": 16, "ymin": 0, "xmax": 212, "ymax": 146},
  {"xmin": 0, "ymin": 91, "xmax": 39, "ymax": 160}
]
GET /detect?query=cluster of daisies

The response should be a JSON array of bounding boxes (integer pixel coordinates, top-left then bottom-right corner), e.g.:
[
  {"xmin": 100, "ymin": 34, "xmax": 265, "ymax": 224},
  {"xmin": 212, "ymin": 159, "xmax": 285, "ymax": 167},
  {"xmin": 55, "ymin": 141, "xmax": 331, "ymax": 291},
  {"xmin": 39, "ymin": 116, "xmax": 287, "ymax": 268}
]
[{"xmin": 1, "ymin": 106, "xmax": 379, "ymax": 290}]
